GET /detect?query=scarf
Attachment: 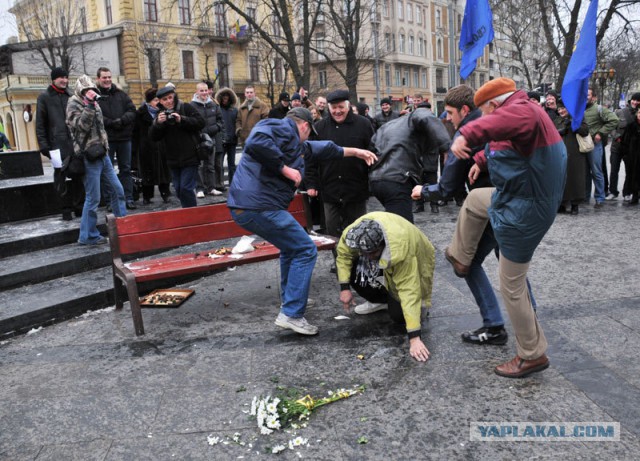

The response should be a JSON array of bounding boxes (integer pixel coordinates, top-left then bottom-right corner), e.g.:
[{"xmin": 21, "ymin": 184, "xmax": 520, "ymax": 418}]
[{"xmin": 146, "ymin": 103, "xmax": 159, "ymax": 119}]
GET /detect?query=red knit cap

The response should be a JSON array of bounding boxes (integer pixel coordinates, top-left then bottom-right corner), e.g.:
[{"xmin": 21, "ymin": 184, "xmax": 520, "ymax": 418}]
[{"xmin": 474, "ymin": 78, "xmax": 517, "ymax": 107}]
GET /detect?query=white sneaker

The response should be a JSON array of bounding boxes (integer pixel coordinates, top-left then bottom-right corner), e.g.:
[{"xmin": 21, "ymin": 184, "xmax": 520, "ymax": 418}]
[
  {"xmin": 275, "ymin": 312, "xmax": 318, "ymax": 335},
  {"xmin": 354, "ymin": 301, "xmax": 387, "ymax": 315},
  {"xmin": 624, "ymin": 195, "xmax": 632, "ymax": 202},
  {"xmin": 196, "ymin": 191, "xmax": 205, "ymax": 198},
  {"xmin": 209, "ymin": 189, "xmax": 223, "ymax": 196},
  {"xmin": 605, "ymin": 193, "xmax": 617, "ymax": 201}
]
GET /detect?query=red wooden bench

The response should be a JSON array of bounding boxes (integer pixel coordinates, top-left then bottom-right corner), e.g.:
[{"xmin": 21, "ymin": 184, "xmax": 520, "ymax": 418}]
[{"xmin": 107, "ymin": 194, "xmax": 335, "ymax": 335}]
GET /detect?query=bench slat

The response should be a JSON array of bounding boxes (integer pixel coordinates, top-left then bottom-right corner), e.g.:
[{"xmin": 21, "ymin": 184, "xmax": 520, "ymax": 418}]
[{"xmin": 127, "ymin": 238, "xmax": 336, "ymax": 283}]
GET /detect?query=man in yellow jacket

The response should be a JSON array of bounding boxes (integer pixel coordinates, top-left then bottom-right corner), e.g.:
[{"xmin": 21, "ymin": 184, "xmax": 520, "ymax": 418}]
[{"xmin": 336, "ymin": 212, "xmax": 435, "ymax": 361}]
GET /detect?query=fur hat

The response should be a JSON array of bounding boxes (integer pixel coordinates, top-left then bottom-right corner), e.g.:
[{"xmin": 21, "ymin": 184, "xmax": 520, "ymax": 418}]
[
  {"xmin": 50, "ymin": 67, "xmax": 68, "ymax": 80},
  {"xmin": 474, "ymin": 78, "xmax": 517, "ymax": 107}
]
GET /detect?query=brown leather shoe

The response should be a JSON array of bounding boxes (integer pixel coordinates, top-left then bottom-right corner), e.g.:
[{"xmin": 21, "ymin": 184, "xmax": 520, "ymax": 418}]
[
  {"xmin": 495, "ymin": 355, "xmax": 549, "ymax": 378},
  {"xmin": 444, "ymin": 247, "xmax": 469, "ymax": 278}
]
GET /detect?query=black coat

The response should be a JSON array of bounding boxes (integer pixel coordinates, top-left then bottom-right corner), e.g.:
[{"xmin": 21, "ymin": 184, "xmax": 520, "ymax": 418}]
[
  {"xmin": 215, "ymin": 87, "xmax": 239, "ymax": 145},
  {"xmin": 304, "ymin": 111, "xmax": 374, "ymax": 204},
  {"xmin": 191, "ymin": 96, "xmax": 225, "ymax": 152},
  {"xmin": 554, "ymin": 115, "xmax": 589, "ymax": 203},
  {"xmin": 374, "ymin": 110, "xmax": 399, "ymax": 130},
  {"xmin": 97, "ymin": 84, "xmax": 136, "ymax": 142},
  {"xmin": 133, "ymin": 104, "xmax": 171, "ymax": 186},
  {"xmin": 268, "ymin": 103, "xmax": 290, "ymax": 119},
  {"xmin": 35, "ymin": 85, "xmax": 74, "ymax": 159},
  {"xmin": 149, "ymin": 99, "xmax": 205, "ymax": 168}
]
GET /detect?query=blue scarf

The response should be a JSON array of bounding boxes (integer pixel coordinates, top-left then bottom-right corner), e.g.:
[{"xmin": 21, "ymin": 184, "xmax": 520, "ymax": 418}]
[{"xmin": 146, "ymin": 103, "xmax": 159, "ymax": 119}]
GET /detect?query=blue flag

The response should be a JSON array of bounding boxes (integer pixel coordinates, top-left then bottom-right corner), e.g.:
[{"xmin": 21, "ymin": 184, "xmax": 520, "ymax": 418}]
[
  {"xmin": 561, "ymin": 0, "xmax": 598, "ymax": 131},
  {"xmin": 459, "ymin": 0, "xmax": 494, "ymax": 80}
]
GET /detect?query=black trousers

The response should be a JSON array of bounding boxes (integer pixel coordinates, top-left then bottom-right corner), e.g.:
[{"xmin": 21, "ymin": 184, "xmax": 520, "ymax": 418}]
[
  {"xmin": 349, "ymin": 260, "xmax": 405, "ymax": 325},
  {"xmin": 370, "ymin": 180, "xmax": 414, "ymax": 223}
]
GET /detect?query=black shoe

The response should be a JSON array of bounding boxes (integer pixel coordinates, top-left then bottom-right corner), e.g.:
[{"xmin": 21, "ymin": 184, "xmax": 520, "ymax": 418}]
[
  {"xmin": 461, "ymin": 326, "xmax": 508, "ymax": 345},
  {"xmin": 630, "ymin": 194, "xmax": 639, "ymax": 205},
  {"xmin": 106, "ymin": 205, "xmax": 112, "ymax": 213},
  {"xmin": 413, "ymin": 202, "xmax": 425, "ymax": 213},
  {"xmin": 143, "ymin": 198, "xmax": 152, "ymax": 205},
  {"xmin": 570, "ymin": 205, "xmax": 579, "ymax": 215},
  {"xmin": 557, "ymin": 205, "xmax": 567, "ymax": 214},
  {"xmin": 160, "ymin": 192, "xmax": 170, "ymax": 203},
  {"xmin": 430, "ymin": 203, "xmax": 439, "ymax": 213},
  {"xmin": 330, "ymin": 262, "xmax": 337, "ymax": 274},
  {"xmin": 126, "ymin": 201, "xmax": 137, "ymax": 210},
  {"xmin": 455, "ymin": 197, "xmax": 465, "ymax": 206},
  {"xmin": 62, "ymin": 211, "xmax": 73, "ymax": 221},
  {"xmin": 74, "ymin": 209, "xmax": 83, "ymax": 218},
  {"xmin": 437, "ymin": 200, "xmax": 448, "ymax": 206}
]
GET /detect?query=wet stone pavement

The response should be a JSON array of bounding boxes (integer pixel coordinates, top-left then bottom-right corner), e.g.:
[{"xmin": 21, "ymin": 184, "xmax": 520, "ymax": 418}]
[{"xmin": 0, "ymin": 196, "xmax": 639, "ymax": 460}]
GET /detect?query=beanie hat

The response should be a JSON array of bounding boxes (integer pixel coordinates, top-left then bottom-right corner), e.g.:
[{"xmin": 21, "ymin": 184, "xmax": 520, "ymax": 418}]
[
  {"xmin": 527, "ymin": 91, "xmax": 541, "ymax": 102},
  {"xmin": 145, "ymin": 88, "xmax": 158, "ymax": 102},
  {"xmin": 631, "ymin": 92, "xmax": 640, "ymax": 102},
  {"xmin": 291, "ymin": 92, "xmax": 301, "ymax": 101},
  {"xmin": 345, "ymin": 220, "xmax": 385, "ymax": 253},
  {"xmin": 474, "ymin": 78, "xmax": 517, "ymax": 107},
  {"xmin": 381, "ymin": 97, "xmax": 392, "ymax": 105},
  {"xmin": 279, "ymin": 92, "xmax": 290, "ymax": 101},
  {"xmin": 51, "ymin": 67, "xmax": 68, "ymax": 80}
]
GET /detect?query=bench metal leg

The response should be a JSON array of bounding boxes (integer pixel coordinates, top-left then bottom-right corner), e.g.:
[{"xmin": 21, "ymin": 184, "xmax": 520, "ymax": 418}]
[{"xmin": 113, "ymin": 269, "xmax": 125, "ymax": 310}]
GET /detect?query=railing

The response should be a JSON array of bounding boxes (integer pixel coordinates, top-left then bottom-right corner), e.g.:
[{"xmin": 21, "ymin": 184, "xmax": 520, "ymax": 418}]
[{"xmin": 0, "ymin": 74, "xmax": 128, "ymax": 92}]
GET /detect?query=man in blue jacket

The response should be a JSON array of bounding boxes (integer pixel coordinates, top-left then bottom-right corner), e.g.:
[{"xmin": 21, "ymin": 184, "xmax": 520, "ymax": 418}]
[{"xmin": 227, "ymin": 108, "xmax": 377, "ymax": 335}]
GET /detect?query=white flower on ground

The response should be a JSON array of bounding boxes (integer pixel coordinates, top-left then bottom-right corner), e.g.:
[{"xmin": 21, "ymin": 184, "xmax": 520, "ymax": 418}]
[
  {"xmin": 272, "ymin": 445, "xmax": 286, "ymax": 454},
  {"xmin": 232, "ymin": 432, "xmax": 241, "ymax": 443},
  {"xmin": 266, "ymin": 414, "xmax": 280, "ymax": 429},
  {"xmin": 207, "ymin": 435, "xmax": 220, "ymax": 446},
  {"xmin": 288, "ymin": 436, "xmax": 308, "ymax": 449}
]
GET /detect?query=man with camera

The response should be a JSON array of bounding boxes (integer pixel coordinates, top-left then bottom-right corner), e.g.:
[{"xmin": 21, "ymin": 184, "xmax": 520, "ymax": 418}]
[
  {"xmin": 96, "ymin": 67, "xmax": 137, "ymax": 209},
  {"xmin": 150, "ymin": 86, "xmax": 205, "ymax": 208}
]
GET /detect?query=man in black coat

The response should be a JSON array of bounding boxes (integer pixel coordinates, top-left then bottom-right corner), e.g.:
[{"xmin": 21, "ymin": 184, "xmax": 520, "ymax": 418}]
[
  {"xmin": 96, "ymin": 67, "xmax": 137, "ymax": 209},
  {"xmin": 268, "ymin": 92, "xmax": 291, "ymax": 119},
  {"xmin": 305, "ymin": 89, "xmax": 374, "ymax": 238},
  {"xmin": 36, "ymin": 67, "xmax": 85, "ymax": 221},
  {"xmin": 374, "ymin": 97, "xmax": 399, "ymax": 130}
]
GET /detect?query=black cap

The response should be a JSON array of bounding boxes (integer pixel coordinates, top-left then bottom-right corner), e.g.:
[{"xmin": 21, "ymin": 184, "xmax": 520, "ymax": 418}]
[
  {"xmin": 156, "ymin": 86, "xmax": 175, "ymax": 98},
  {"xmin": 380, "ymin": 97, "xmax": 392, "ymax": 105},
  {"xmin": 291, "ymin": 92, "xmax": 301, "ymax": 101},
  {"xmin": 286, "ymin": 107, "xmax": 318, "ymax": 136},
  {"xmin": 279, "ymin": 92, "xmax": 290, "ymax": 101},
  {"xmin": 326, "ymin": 89, "xmax": 350, "ymax": 104},
  {"xmin": 50, "ymin": 67, "xmax": 68, "ymax": 80},
  {"xmin": 527, "ymin": 91, "xmax": 541, "ymax": 102}
]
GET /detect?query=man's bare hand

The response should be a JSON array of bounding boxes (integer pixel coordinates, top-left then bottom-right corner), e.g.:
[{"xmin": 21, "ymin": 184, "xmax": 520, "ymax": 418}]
[
  {"xmin": 409, "ymin": 337, "xmax": 430, "ymax": 362},
  {"xmin": 451, "ymin": 135, "xmax": 472, "ymax": 159},
  {"xmin": 468, "ymin": 163, "xmax": 481, "ymax": 185},
  {"xmin": 340, "ymin": 289, "xmax": 355, "ymax": 313},
  {"xmin": 307, "ymin": 188, "xmax": 318, "ymax": 197},
  {"xmin": 345, "ymin": 148, "xmax": 377, "ymax": 166},
  {"xmin": 411, "ymin": 185, "xmax": 423, "ymax": 200},
  {"xmin": 282, "ymin": 165, "xmax": 302, "ymax": 187}
]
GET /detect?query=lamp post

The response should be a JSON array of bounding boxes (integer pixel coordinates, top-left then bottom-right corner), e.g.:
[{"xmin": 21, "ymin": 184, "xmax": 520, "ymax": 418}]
[{"xmin": 593, "ymin": 64, "xmax": 616, "ymax": 105}]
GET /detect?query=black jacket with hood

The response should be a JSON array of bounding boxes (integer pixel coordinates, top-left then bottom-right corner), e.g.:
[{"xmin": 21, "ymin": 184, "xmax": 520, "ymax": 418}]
[
  {"xmin": 97, "ymin": 84, "xmax": 137, "ymax": 142},
  {"xmin": 215, "ymin": 87, "xmax": 239, "ymax": 145}
]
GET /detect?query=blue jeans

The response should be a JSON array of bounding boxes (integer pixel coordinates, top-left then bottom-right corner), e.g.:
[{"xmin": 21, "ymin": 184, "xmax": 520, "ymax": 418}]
[
  {"xmin": 230, "ymin": 208, "xmax": 317, "ymax": 318},
  {"xmin": 467, "ymin": 227, "xmax": 537, "ymax": 328},
  {"xmin": 170, "ymin": 166, "xmax": 198, "ymax": 208},
  {"xmin": 107, "ymin": 140, "xmax": 133, "ymax": 202},
  {"xmin": 79, "ymin": 155, "xmax": 126, "ymax": 244},
  {"xmin": 585, "ymin": 142, "xmax": 605, "ymax": 203}
]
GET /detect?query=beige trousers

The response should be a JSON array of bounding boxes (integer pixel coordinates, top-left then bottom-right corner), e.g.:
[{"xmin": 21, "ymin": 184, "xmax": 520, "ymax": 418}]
[{"xmin": 449, "ymin": 188, "xmax": 547, "ymax": 359}]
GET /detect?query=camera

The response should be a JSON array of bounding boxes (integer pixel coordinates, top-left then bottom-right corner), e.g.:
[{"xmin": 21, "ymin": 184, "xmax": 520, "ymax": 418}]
[{"xmin": 164, "ymin": 109, "xmax": 177, "ymax": 125}]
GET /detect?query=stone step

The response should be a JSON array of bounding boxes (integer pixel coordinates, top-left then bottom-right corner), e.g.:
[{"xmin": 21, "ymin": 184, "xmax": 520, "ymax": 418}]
[{"xmin": 0, "ymin": 241, "xmax": 112, "ymax": 290}]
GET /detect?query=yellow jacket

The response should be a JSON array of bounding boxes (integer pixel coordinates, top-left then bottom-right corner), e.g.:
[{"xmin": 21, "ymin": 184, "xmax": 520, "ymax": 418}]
[{"xmin": 336, "ymin": 212, "xmax": 435, "ymax": 334}]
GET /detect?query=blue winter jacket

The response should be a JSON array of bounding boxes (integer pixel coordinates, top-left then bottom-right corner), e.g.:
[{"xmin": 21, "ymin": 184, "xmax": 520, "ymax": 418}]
[{"xmin": 227, "ymin": 118, "xmax": 344, "ymax": 211}]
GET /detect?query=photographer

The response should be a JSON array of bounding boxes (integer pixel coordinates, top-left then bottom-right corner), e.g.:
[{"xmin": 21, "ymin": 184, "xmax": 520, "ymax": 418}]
[{"xmin": 150, "ymin": 86, "xmax": 205, "ymax": 208}]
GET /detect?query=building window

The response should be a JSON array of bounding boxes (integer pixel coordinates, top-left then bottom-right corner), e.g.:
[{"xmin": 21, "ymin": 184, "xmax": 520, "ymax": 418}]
[
  {"xmin": 80, "ymin": 7, "xmax": 87, "ymax": 33},
  {"xmin": 416, "ymin": 5, "xmax": 422, "ymax": 25},
  {"xmin": 437, "ymin": 38, "xmax": 443, "ymax": 60},
  {"xmin": 215, "ymin": 3, "xmax": 226, "ymax": 36},
  {"xmin": 182, "ymin": 50, "xmax": 194, "ymax": 79},
  {"xmin": 274, "ymin": 57, "xmax": 283, "ymax": 82},
  {"xmin": 144, "ymin": 0, "xmax": 157, "ymax": 22},
  {"xmin": 272, "ymin": 15, "xmax": 281, "ymax": 36},
  {"xmin": 385, "ymin": 64, "xmax": 391, "ymax": 87},
  {"xmin": 385, "ymin": 32, "xmax": 391, "ymax": 52},
  {"xmin": 422, "ymin": 71, "xmax": 427, "ymax": 88},
  {"xmin": 147, "ymin": 48, "xmax": 162, "ymax": 82},
  {"xmin": 399, "ymin": 33, "xmax": 405, "ymax": 53},
  {"xmin": 317, "ymin": 33, "xmax": 325, "ymax": 60},
  {"xmin": 457, "ymin": 14, "xmax": 462, "ymax": 32},
  {"xmin": 436, "ymin": 9, "xmax": 441, "ymax": 28},
  {"xmin": 178, "ymin": 0, "xmax": 191, "ymax": 25},
  {"xmin": 418, "ymin": 38, "xmax": 425, "ymax": 57},
  {"xmin": 436, "ymin": 68, "xmax": 444, "ymax": 89},
  {"xmin": 217, "ymin": 53, "xmax": 229, "ymax": 87},
  {"xmin": 404, "ymin": 70, "xmax": 409, "ymax": 86},
  {"xmin": 105, "ymin": 0, "xmax": 113, "ymax": 25},
  {"xmin": 395, "ymin": 68, "xmax": 401, "ymax": 86},
  {"xmin": 397, "ymin": 0, "xmax": 403, "ymax": 20},
  {"xmin": 479, "ymin": 73, "xmax": 486, "ymax": 87},
  {"xmin": 413, "ymin": 68, "xmax": 419, "ymax": 87},
  {"xmin": 406, "ymin": 3, "xmax": 413, "ymax": 22},
  {"xmin": 249, "ymin": 55, "xmax": 259, "ymax": 82},
  {"xmin": 382, "ymin": 0, "xmax": 390, "ymax": 18},
  {"xmin": 247, "ymin": 7, "xmax": 257, "ymax": 31},
  {"xmin": 319, "ymin": 69, "xmax": 327, "ymax": 88},
  {"xmin": 408, "ymin": 34, "xmax": 414, "ymax": 55}
]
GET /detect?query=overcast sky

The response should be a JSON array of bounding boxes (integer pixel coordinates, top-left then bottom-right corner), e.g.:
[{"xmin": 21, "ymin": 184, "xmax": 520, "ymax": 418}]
[{"xmin": 0, "ymin": 0, "xmax": 17, "ymax": 46}]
